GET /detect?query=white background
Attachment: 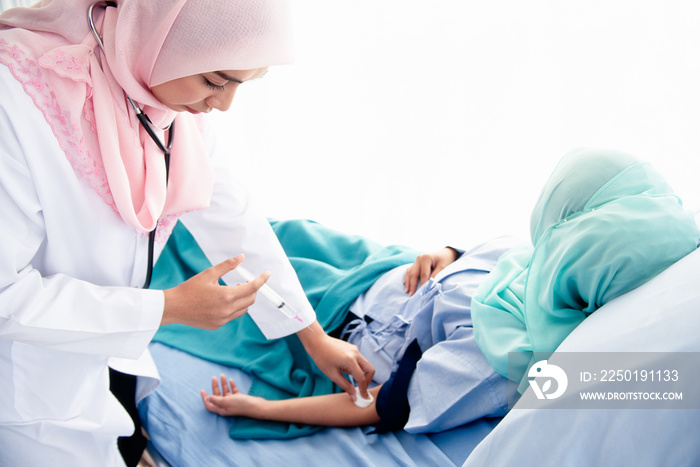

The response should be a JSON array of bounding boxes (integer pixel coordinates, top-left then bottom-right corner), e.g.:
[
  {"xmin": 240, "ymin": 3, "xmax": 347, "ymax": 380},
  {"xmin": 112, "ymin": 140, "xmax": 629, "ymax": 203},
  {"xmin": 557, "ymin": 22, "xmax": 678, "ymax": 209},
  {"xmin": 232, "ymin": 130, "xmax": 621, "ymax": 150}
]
[{"xmin": 212, "ymin": 0, "xmax": 700, "ymax": 252}]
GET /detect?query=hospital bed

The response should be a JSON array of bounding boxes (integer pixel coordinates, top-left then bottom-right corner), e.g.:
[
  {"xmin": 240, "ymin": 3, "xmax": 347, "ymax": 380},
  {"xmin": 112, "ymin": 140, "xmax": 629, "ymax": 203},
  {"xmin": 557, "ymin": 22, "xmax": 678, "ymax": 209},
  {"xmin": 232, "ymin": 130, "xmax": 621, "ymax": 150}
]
[{"xmin": 139, "ymin": 214, "xmax": 700, "ymax": 467}]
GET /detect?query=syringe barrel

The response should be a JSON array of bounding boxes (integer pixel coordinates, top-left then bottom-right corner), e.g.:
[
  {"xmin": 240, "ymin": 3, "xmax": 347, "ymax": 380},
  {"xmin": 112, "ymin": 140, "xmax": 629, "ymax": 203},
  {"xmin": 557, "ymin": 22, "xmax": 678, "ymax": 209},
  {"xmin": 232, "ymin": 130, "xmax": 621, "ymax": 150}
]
[{"xmin": 234, "ymin": 266, "xmax": 299, "ymax": 319}]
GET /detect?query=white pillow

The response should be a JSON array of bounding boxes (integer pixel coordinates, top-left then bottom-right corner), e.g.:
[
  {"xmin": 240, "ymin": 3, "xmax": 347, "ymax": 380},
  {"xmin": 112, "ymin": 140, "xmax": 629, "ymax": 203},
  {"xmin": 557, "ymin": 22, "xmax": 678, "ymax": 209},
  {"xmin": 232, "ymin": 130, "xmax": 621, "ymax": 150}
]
[{"xmin": 464, "ymin": 246, "xmax": 700, "ymax": 467}]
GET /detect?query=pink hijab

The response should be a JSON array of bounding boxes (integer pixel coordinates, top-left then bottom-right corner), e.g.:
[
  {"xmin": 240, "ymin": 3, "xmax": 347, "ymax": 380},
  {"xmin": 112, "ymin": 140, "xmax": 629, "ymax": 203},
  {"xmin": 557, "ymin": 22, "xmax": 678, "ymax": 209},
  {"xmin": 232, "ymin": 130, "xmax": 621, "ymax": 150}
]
[{"xmin": 0, "ymin": 0, "xmax": 293, "ymax": 236}]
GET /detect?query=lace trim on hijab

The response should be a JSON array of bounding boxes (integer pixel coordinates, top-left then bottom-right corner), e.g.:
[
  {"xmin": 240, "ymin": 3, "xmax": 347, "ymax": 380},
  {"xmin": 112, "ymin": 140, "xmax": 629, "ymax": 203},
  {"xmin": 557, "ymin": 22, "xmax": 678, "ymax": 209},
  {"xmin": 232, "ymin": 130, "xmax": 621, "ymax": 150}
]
[
  {"xmin": 1, "ymin": 39, "xmax": 115, "ymax": 209},
  {"xmin": 0, "ymin": 39, "xmax": 178, "ymax": 241}
]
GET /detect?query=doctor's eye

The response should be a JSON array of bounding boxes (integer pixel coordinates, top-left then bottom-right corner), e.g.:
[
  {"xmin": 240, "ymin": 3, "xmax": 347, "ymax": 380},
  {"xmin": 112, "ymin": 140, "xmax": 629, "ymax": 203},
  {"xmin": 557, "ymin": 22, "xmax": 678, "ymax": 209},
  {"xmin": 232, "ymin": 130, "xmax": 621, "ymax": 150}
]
[{"xmin": 203, "ymin": 77, "xmax": 226, "ymax": 92}]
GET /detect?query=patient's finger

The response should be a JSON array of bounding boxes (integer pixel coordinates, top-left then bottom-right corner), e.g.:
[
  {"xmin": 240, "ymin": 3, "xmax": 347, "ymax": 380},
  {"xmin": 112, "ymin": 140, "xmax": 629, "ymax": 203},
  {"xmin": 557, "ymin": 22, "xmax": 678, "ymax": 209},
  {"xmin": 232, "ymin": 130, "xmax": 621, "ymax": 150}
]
[
  {"xmin": 200, "ymin": 390, "xmax": 220, "ymax": 414},
  {"xmin": 220, "ymin": 374, "xmax": 231, "ymax": 395},
  {"xmin": 419, "ymin": 258, "xmax": 432, "ymax": 293},
  {"xmin": 211, "ymin": 376, "xmax": 222, "ymax": 396},
  {"xmin": 404, "ymin": 267, "xmax": 419, "ymax": 296}
]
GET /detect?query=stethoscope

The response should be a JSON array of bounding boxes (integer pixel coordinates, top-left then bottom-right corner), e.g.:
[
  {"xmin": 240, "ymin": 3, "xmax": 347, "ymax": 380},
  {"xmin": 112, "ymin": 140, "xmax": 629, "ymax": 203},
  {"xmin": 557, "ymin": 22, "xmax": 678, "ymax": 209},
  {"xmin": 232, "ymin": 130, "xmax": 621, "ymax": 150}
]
[{"xmin": 88, "ymin": 1, "xmax": 175, "ymax": 288}]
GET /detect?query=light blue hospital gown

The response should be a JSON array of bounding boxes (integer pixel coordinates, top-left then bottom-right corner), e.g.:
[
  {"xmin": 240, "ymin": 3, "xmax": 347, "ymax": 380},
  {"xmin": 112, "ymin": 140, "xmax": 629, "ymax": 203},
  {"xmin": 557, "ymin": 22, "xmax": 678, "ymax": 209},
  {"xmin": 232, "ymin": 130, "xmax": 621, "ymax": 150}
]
[{"xmin": 345, "ymin": 236, "xmax": 518, "ymax": 433}]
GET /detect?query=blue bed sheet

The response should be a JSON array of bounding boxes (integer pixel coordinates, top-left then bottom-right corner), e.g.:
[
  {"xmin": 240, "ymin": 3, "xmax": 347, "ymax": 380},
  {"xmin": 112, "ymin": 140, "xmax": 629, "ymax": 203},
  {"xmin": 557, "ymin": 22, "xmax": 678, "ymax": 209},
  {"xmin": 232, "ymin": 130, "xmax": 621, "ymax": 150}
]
[{"xmin": 140, "ymin": 342, "xmax": 501, "ymax": 467}]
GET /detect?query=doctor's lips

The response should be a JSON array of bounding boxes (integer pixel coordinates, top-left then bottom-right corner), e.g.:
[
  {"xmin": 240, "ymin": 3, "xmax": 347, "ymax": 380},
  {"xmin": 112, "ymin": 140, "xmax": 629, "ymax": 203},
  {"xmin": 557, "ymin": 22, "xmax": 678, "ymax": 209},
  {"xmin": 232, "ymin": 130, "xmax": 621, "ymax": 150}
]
[{"xmin": 184, "ymin": 106, "xmax": 212, "ymax": 115}]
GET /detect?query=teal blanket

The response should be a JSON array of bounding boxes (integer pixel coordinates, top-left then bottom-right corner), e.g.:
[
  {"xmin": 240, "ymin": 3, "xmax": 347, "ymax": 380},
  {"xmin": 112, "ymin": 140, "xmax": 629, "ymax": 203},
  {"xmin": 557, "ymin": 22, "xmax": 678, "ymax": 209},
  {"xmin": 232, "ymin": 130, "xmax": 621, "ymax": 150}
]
[{"xmin": 150, "ymin": 219, "xmax": 417, "ymax": 439}]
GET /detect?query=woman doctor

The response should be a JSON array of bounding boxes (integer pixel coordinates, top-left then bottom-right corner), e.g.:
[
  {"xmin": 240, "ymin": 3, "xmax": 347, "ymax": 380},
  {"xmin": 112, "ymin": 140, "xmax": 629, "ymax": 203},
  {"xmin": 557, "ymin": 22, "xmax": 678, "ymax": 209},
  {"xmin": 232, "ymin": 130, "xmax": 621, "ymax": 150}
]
[{"xmin": 0, "ymin": 1, "xmax": 373, "ymax": 465}]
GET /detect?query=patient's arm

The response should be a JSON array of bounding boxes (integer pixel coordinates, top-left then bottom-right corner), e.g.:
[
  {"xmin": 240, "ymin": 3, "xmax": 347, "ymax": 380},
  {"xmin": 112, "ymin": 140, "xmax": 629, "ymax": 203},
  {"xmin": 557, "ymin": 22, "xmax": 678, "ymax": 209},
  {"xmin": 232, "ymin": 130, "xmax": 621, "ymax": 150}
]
[
  {"xmin": 403, "ymin": 247, "xmax": 460, "ymax": 295},
  {"xmin": 201, "ymin": 374, "xmax": 382, "ymax": 427}
]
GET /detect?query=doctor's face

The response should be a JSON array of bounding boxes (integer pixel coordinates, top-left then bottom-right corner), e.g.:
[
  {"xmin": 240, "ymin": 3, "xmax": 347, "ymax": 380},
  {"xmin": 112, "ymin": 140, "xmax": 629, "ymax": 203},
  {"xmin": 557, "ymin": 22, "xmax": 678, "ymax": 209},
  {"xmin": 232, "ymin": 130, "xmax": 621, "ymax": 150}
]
[{"xmin": 150, "ymin": 67, "xmax": 268, "ymax": 115}]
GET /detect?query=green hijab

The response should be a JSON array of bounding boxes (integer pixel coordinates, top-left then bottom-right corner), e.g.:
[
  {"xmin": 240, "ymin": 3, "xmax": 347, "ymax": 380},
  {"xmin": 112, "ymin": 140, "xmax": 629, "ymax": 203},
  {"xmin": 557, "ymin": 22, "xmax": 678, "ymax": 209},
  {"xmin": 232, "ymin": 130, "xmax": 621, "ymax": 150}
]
[{"xmin": 471, "ymin": 148, "xmax": 699, "ymax": 389}]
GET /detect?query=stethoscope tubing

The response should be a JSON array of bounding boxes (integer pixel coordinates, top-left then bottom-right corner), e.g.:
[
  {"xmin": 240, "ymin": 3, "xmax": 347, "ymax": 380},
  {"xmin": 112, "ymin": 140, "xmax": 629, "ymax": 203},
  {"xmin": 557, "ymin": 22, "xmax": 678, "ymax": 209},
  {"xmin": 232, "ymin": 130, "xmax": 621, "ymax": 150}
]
[{"xmin": 88, "ymin": 1, "xmax": 174, "ymax": 289}]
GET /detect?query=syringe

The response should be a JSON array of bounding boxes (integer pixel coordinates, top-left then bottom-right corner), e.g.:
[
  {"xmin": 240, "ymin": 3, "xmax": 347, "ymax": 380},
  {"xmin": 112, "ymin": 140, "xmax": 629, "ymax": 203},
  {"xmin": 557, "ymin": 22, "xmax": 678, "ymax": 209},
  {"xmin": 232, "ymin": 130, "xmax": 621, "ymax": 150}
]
[{"xmin": 234, "ymin": 265, "xmax": 303, "ymax": 323}]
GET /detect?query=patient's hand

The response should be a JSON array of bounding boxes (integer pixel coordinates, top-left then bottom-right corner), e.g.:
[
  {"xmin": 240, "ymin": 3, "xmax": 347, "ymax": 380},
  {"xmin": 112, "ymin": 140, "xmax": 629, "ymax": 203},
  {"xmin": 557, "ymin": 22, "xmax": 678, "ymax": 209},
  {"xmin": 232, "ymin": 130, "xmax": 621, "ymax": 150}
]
[
  {"xmin": 201, "ymin": 374, "xmax": 262, "ymax": 418},
  {"xmin": 403, "ymin": 247, "xmax": 459, "ymax": 296}
]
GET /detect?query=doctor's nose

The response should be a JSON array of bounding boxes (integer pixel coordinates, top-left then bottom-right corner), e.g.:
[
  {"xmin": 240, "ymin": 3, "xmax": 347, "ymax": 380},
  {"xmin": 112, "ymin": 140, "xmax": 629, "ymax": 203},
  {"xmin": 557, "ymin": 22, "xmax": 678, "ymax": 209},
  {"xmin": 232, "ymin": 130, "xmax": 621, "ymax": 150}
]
[{"xmin": 207, "ymin": 84, "xmax": 239, "ymax": 112}]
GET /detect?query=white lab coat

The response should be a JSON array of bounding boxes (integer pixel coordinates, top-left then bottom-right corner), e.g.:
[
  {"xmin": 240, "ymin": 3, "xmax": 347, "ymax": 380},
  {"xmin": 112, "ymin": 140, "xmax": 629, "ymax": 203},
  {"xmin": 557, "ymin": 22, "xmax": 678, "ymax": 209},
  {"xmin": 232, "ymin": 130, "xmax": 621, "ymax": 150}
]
[{"xmin": 0, "ymin": 65, "xmax": 315, "ymax": 465}]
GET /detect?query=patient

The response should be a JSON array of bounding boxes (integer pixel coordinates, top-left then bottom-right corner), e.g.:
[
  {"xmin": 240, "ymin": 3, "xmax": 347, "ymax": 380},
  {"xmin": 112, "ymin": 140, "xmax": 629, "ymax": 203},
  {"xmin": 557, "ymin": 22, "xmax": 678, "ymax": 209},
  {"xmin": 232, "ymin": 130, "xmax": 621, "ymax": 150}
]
[
  {"xmin": 201, "ymin": 148, "xmax": 700, "ymax": 433},
  {"xmin": 202, "ymin": 237, "xmax": 515, "ymax": 433}
]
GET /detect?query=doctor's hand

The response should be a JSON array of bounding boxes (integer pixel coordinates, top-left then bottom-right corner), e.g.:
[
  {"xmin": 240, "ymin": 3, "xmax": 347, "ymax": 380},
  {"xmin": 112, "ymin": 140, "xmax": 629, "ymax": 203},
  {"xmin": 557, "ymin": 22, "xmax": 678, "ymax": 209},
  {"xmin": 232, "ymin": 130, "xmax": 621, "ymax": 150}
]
[
  {"xmin": 161, "ymin": 254, "xmax": 270, "ymax": 330},
  {"xmin": 403, "ymin": 247, "xmax": 459, "ymax": 296},
  {"xmin": 297, "ymin": 322, "xmax": 375, "ymax": 401}
]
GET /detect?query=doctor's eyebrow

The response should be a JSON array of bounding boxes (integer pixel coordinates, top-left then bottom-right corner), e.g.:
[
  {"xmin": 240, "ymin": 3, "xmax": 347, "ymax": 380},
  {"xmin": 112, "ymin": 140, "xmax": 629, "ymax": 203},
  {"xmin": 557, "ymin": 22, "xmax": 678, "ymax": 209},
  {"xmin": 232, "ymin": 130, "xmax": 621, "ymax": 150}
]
[{"xmin": 214, "ymin": 70, "xmax": 269, "ymax": 83}]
